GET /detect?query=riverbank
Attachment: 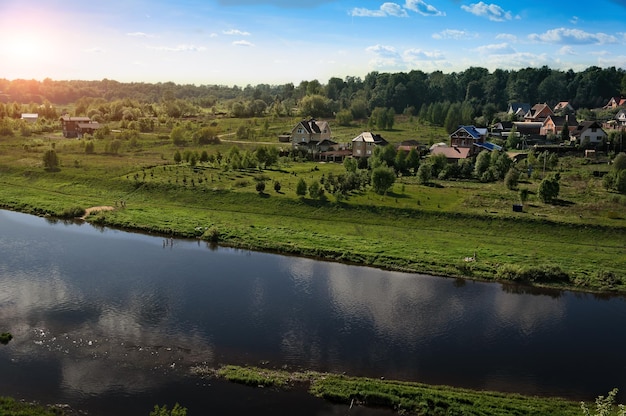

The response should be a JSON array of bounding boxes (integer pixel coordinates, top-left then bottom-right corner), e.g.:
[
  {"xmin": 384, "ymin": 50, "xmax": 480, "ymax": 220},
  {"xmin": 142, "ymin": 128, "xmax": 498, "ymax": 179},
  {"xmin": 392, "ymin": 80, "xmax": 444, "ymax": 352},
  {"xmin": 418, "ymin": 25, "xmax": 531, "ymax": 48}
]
[
  {"xmin": 207, "ymin": 365, "xmax": 587, "ymax": 416},
  {"xmin": 0, "ymin": 176, "xmax": 624, "ymax": 295}
]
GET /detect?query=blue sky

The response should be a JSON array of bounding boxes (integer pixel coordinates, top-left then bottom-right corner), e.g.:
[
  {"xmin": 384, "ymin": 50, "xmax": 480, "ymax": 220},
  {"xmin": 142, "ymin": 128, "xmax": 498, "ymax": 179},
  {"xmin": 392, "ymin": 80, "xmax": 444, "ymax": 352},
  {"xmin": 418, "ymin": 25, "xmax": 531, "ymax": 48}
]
[{"xmin": 1, "ymin": 0, "xmax": 625, "ymax": 86}]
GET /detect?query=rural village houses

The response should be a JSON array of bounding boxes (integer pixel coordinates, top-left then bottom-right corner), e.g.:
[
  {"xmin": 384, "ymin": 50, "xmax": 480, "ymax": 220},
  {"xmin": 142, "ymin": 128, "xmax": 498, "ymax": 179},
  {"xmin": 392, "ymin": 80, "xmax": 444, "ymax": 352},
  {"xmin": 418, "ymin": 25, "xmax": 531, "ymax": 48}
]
[{"xmin": 60, "ymin": 115, "xmax": 101, "ymax": 138}]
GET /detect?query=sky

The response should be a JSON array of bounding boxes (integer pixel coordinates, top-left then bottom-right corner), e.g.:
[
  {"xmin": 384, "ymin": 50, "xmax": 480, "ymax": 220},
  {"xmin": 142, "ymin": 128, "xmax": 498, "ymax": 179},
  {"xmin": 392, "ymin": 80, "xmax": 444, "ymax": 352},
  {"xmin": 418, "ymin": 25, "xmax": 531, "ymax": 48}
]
[{"xmin": 1, "ymin": 0, "xmax": 626, "ymax": 86}]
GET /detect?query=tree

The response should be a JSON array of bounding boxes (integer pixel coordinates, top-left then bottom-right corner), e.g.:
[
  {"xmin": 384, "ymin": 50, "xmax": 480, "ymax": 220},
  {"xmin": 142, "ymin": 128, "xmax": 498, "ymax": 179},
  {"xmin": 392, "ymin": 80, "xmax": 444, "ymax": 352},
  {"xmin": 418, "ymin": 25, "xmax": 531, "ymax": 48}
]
[
  {"xmin": 417, "ymin": 163, "xmax": 432, "ymax": 185},
  {"xmin": 255, "ymin": 181, "xmax": 266, "ymax": 194},
  {"xmin": 309, "ymin": 181, "xmax": 322, "ymax": 199},
  {"xmin": 538, "ymin": 174, "xmax": 560, "ymax": 203},
  {"xmin": 173, "ymin": 150, "xmax": 182, "ymax": 163},
  {"xmin": 170, "ymin": 126, "xmax": 187, "ymax": 146},
  {"xmin": 504, "ymin": 167, "xmax": 520, "ymax": 190},
  {"xmin": 580, "ymin": 388, "xmax": 626, "ymax": 416},
  {"xmin": 273, "ymin": 181, "xmax": 281, "ymax": 193},
  {"xmin": 43, "ymin": 149, "xmax": 59, "ymax": 171},
  {"xmin": 474, "ymin": 150, "xmax": 491, "ymax": 179},
  {"xmin": 406, "ymin": 148, "xmax": 420, "ymax": 173},
  {"xmin": 296, "ymin": 177, "xmax": 307, "ymax": 197},
  {"xmin": 343, "ymin": 156, "xmax": 357, "ymax": 173},
  {"xmin": 371, "ymin": 165, "xmax": 396, "ymax": 194}
]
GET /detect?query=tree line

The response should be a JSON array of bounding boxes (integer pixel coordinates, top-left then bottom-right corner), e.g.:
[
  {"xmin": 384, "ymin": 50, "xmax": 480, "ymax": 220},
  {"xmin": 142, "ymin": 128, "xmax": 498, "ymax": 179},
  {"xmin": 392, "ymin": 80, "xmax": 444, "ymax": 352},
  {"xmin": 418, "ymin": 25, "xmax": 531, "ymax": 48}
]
[{"xmin": 1, "ymin": 65, "xmax": 625, "ymax": 120}]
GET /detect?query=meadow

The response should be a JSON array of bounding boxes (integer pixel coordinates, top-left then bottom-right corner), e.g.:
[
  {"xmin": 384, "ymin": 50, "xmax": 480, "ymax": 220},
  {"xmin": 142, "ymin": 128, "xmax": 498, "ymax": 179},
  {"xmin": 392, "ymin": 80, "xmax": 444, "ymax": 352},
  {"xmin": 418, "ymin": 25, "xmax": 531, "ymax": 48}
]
[{"xmin": 0, "ymin": 115, "xmax": 625, "ymax": 293}]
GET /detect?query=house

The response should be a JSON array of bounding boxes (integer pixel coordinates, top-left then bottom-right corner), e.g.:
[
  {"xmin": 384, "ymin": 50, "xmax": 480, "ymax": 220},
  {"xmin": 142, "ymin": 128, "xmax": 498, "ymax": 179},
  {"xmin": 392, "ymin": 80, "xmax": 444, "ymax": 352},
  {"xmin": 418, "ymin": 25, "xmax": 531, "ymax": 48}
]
[
  {"xmin": 76, "ymin": 122, "xmax": 101, "ymax": 138},
  {"xmin": 430, "ymin": 145, "xmax": 471, "ymax": 163},
  {"xmin": 603, "ymin": 97, "xmax": 626, "ymax": 109},
  {"xmin": 21, "ymin": 113, "xmax": 38, "ymax": 123},
  {"xmin": 448, "ymin": 125, "xmax": 501, "ymax": 156},
  {"xmin": 289, "ymin": 118, "xmax": 332, "ymax": 155},
  {"xmin": 553, "ymin": 101, "xmax": 575, "ymax": 114},
  {"xmin": 60, "ymin": 115, "xmax": 98, "ymax": 138},
  {"xmin": 572, "ymin": 121, "xmax": 607, "ymax": 147},
  {"xmin": 351, "ymin": 132, "xmax": 388, "ymax": 158},
  {"xmin": 524, "ymin": 103, "xmax": 554, "ymax": 122},
  {"xmin": 507, "ymin": 103, "xmax": 531, "ymax": 120},
  {"xmin": 615, "ymin": 109, "xmax": 626, "ymax": 127},
  {"xmin": 540, "ymin": 115, "xmax": 578, "ymax": 137},
  {"xmin": 395, "ymin": 139, "xmax": 422, "ymax": 154}
]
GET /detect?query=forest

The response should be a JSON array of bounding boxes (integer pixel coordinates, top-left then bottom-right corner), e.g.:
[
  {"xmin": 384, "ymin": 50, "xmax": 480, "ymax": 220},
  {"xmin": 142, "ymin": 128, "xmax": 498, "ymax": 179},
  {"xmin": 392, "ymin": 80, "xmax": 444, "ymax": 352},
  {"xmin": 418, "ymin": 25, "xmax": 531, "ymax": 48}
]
[{"xmin": 1, "ymin": 65, "xmax": 625, "ymax": 127}]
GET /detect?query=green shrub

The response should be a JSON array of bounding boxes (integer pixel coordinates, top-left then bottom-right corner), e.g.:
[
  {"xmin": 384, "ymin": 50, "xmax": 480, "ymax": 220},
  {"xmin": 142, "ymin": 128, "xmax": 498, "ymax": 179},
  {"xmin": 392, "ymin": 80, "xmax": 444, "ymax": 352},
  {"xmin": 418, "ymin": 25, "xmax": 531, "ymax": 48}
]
[{"xmin": 59, "ymin": 206, "xmax": 86, "ymax": 219}]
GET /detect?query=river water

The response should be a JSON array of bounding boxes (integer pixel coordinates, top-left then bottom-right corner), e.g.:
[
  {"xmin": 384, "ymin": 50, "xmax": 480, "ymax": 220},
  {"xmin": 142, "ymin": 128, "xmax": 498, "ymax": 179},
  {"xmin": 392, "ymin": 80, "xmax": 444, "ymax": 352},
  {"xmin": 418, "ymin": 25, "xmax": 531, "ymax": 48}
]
[{"xmin": 1, "ymin": 209, "xmax": 625, "ymax": 414}]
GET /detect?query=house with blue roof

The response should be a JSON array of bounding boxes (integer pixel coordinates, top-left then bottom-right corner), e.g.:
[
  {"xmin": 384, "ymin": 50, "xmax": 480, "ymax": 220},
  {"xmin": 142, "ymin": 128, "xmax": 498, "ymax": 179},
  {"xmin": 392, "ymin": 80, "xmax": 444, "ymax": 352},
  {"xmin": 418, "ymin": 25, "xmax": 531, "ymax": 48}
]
[{"xmin": 449, "ymin": 125, "xmax": 501, "ymax": 157}]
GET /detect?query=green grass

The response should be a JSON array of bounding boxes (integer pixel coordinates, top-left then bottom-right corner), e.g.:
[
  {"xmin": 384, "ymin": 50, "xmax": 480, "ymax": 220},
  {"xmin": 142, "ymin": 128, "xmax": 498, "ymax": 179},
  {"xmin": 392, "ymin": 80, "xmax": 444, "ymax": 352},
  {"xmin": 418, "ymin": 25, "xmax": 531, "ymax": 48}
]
[
  {"xmin": 1, "ymin": 118, "xmax": 625, "ymax": 293},
  {"xmin": 0, "ymin": 397, "xmax": 68, "ymax": 416},
  {"xmin": 212, "ymin": 365, "xmax": 587, "ymax": 416}
]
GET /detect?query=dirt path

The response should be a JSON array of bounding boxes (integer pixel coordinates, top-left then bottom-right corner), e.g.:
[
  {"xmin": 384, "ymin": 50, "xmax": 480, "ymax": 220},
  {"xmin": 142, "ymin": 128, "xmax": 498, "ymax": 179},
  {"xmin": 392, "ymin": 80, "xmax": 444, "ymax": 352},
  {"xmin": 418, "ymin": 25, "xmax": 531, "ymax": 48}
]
[{"xmin": 81, "ymin": 206, "xmax": 115, "ymax": 219}]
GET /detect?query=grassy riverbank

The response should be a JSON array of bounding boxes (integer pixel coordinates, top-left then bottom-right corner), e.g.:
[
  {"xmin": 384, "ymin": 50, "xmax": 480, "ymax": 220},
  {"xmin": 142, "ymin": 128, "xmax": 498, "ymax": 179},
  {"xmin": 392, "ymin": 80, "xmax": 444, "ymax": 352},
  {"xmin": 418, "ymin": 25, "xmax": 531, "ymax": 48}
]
[
  {"xmin": 0, "ymin": 121, "xmax": 625, "ymax": 293},
  {"xmin": 209, "ymin": 365, "xmax": 585, "ymax": 415}
]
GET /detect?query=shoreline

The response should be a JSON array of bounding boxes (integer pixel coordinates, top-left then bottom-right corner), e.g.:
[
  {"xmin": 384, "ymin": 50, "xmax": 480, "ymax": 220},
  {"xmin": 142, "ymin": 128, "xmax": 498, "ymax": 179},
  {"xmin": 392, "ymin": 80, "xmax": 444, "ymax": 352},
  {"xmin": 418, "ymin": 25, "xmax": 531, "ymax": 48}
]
[{"xmin": 2, "ymin": 204, "xmax": 624, "ymax": 298}]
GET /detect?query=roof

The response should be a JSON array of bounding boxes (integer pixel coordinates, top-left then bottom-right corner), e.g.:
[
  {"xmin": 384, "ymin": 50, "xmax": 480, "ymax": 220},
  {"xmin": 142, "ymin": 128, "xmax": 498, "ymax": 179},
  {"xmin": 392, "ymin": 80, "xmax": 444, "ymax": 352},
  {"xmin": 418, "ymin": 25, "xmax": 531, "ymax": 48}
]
[
  {"xmin": 553, "ymin": 101, "xmax": 573, "ymax": 111},
  {"xmin": 508, "ymin": 103, "xmax": 530, "ymax": 114},
  {"xmin": 316, "ymin": 139, "xmax": 337, "ymax": 146},
  {"xmin": 572, "ymin": 121, "xmax": 605, "ymax": 137},
  {"xmin": 352, "ymin": 132, "xmax": 387, "ymax": 145},
  {"xmin": 543, "ymin": 115, "xmax": 577, "ymax": 127},
  {"xmin": 21, "ymin": 113, "xmax": 38, "ymax": 118},
  {"xmin": 451, "ymin": 125, "xmax": 485, "ymax": 140},
  {"xmin": 77, "ymin": 122, "xmax": 101, "ymax": 129},
  {"xmin": 296, "ymin": 118, "xmax": 329, "ymax": 135},
  {"xmin": 60, "ymin": 116, "xmax": 91, "ymax": 122},
  {"xmin": 474, "ymin": 141, "xmax": 502, "ymax": 152},
  {"xmin": 430, "ymin": 145, "xmax": 471, "ymax": 160}
]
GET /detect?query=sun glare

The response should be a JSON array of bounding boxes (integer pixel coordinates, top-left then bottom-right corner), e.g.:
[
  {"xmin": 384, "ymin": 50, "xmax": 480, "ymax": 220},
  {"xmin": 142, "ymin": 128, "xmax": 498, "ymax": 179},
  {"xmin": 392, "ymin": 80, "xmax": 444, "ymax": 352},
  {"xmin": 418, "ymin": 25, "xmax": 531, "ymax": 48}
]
[{"xmin": 7, "ymin": 34, "xmax": 45, "ymax": 61}]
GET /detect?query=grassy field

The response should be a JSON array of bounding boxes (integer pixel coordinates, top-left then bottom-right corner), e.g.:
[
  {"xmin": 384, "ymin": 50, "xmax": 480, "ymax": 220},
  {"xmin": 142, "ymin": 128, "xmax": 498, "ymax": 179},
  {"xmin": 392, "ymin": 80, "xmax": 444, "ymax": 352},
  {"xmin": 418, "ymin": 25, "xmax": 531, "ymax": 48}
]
[{"xmin": 0, "ymin": 115, "xmax": 625, "ymax": 293}]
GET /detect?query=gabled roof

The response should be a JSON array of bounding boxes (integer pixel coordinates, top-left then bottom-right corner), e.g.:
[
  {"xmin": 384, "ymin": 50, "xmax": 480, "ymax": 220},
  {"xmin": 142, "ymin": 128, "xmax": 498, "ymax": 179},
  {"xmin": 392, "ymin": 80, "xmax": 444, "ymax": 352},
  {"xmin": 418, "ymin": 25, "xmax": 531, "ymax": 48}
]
[
  {"xmin": 508, "ymin": 102, "xmax": 530, "ymax": 114},
  {"xmin": 295, "ymin": 118, "xmax": 329, "ymax": 135},
  {"xmin": 352, "ymin": 132, "xmax": 388, "ymax": 145},
  {"xmin": 553, "ymin": 101, "xmax": 573, "ymax": 112},
  {"xmin": 316, "ymin": 139, "xmax": 337, "ymax": 147},
  {"xmin": 525, "ymin": 103, "xmax": 553, "ymax": 120},
  {"xmin": 572, "ymin": 121, "xmax": 605, "ymax": 137},
  {"xmin": 430, "ymin": 145, "xmax": 471, "ymax": 160},
  {"xmin": 450, "ymin": 125, "xmax": 485, "ymax": 140},
  {"xmin": 543, "ymin": 115, "xmax": 578, "ymax": 128}
]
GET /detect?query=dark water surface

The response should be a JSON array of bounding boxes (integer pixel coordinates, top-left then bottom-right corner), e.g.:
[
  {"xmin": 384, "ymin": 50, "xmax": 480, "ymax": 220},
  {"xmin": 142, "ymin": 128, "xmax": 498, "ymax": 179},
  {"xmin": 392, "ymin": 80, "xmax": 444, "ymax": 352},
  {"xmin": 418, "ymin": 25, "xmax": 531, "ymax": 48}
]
[{"xmin": 1, "ymin": 209, "xmax": 625, "ymax": 414}]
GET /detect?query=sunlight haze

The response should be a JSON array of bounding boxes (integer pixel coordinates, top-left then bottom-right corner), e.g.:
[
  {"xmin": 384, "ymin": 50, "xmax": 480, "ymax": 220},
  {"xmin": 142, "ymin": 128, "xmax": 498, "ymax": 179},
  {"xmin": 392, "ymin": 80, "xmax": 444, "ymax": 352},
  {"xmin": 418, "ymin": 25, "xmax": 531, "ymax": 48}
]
[{"xmin": 1, "ymin": 0, "xmax": 625, "ymax": 86}]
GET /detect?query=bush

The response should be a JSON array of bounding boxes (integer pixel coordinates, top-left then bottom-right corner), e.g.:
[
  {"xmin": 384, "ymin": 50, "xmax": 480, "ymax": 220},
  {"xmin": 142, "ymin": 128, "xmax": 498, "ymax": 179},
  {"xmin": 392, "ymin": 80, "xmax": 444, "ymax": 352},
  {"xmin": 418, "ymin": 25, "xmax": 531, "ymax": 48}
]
[
  {"xmin": 60, "ymin": 206, "xmax": 86, "ymax": 219},
  {"xmin": 150, "ymin": 403, "xmax": 187, "ymax": 416}
]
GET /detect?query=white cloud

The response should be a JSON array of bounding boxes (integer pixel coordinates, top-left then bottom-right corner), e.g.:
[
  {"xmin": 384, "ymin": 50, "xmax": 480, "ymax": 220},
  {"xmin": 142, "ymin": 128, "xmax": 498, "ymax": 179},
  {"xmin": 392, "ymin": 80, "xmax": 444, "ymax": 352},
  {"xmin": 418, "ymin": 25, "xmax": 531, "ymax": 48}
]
[
  {"xmin": 473, "ymin": 42, "xmax": 516, "ymax": 55},
  {"xmin": 351, "ymin": 0, "xmax": 443, "ymax": 17},
  {"xmin": 233, "ymin": 40, "xmax": 254, "ymax": 47},
  {"xmin": 381, "ymin": 2, "xmax": 409, "ymax": 17},
  {"xmin": 569, "ymin": 16, "xmax": 579, "ymax": 25},
  {"xmin": 404, "ymin": 0, "xmax": 445, "ymax": 16},
  {"xmin": 149, "ymin": 44, "xmax": 207, "ymax": 52},
  {"xmin": 528, "ymin": 28, "xmax": 618, "ymax": 45},
  {"xmin": 495, "ymin": 33, "xmax": 517, "ymax": 42},
  {"xmin": 350, "ymin": 2, "xmax": 408, "ymax": 17},
  {"xmin": 461, "ymin": 2, "xmax": 513, "ymax": 21},
  {"xmin": 403, "ymin": 48, "xmax": 444, "ymax": 60},
  {"xmin": 126, "ymin": 32, "xmax": 154, "ymax": 38},
  {"xmin": 558, "ymin": 46, "xmax": 577, "ymax": 55},
  {"xmin": 223, "ymin": 29, "xmax": 251, "ymax": 36},
  {"xmin": 432, "ymin": 29, "xmax": 477, "ymax": 40}
]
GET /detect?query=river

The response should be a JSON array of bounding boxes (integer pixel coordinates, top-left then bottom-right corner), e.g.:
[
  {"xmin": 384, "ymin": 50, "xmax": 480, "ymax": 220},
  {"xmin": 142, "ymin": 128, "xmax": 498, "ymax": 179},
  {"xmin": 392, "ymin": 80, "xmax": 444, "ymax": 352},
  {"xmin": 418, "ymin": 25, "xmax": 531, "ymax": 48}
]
[{"xmin": 1, "ymin": 209, "xmax": 625, "ymax": 414}]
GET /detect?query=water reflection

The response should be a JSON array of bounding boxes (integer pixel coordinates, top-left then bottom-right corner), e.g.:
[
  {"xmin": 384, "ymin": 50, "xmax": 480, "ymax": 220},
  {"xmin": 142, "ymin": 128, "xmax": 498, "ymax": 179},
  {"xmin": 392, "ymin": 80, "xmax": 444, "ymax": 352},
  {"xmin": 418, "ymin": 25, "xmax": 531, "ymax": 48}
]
[{"xmin": 1, "ymin": 208, "xmax": 626, "ymax": 410}]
